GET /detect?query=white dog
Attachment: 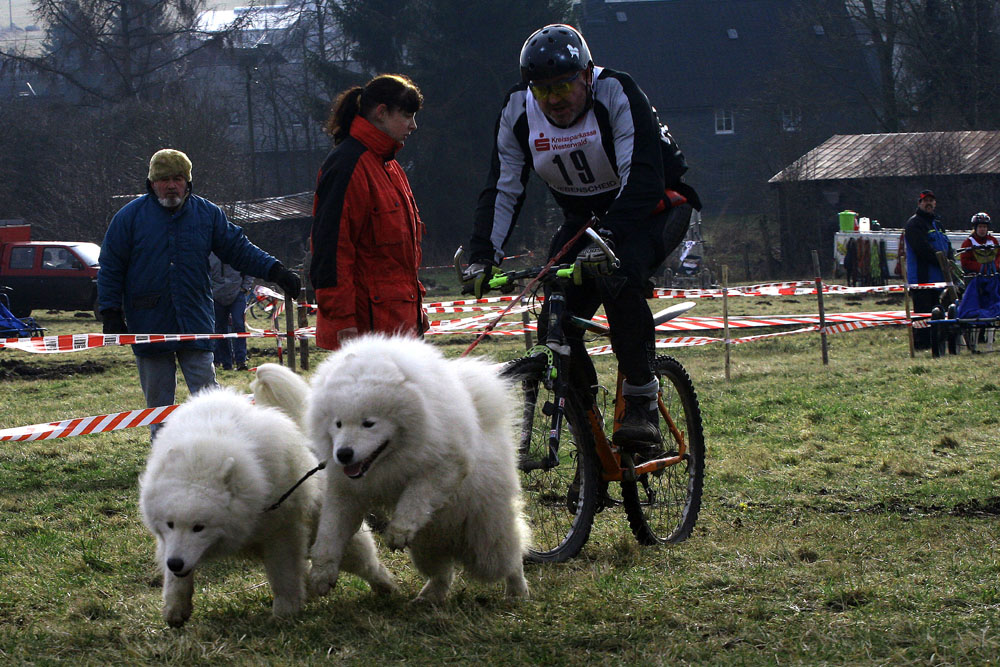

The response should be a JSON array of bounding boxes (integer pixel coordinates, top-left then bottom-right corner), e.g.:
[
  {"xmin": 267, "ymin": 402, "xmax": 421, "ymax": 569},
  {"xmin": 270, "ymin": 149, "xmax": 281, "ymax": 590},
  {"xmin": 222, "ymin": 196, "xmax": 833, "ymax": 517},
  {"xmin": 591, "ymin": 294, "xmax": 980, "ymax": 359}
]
[
  {"xmin": 306, "ymin": 335, "xmax": 529, "ymax": 603},
  {"xmin": 138, "ymin": 369, "xmax": 395, "ymax": 627}
]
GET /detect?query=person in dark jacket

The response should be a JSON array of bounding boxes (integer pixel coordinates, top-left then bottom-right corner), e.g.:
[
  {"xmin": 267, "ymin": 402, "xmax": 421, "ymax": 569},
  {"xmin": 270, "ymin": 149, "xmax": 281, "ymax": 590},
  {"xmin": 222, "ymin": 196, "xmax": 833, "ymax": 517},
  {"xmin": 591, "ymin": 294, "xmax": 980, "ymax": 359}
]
[
  {"xmin": 310, "ymin": 74, "xmax": 426, "ymax": 351},
  {"xmin": 98, "ymin": 149, "xmax": 301, "ymax": 439},
  {"xmin": 904, "ymin": 189, "xmax": 952, "ymax": 349},
  {"xmin": 461, "ymin": 24, "xmax": 699, "ymax": 456},
  {"xmin": 209, "ymin": 253, "xmax": 254, "ymax": 371}
]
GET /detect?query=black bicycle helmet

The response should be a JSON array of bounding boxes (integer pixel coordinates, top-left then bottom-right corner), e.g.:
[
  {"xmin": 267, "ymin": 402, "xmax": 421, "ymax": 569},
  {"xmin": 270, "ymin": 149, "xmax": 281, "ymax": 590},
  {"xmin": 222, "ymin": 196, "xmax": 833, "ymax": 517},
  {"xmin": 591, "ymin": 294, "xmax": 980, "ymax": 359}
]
[{"xmin": 519, "ymin": 24, "xmax": 593, "ymax": 83}]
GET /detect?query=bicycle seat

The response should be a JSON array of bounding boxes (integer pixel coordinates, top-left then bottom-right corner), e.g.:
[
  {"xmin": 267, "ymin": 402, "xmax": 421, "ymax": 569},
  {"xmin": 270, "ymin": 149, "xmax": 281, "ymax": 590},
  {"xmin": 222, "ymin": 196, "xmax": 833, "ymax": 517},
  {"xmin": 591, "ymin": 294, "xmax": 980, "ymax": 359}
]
[{"xmin": 652, "ymin": 301, "xmax": 696, "ymax": 326}]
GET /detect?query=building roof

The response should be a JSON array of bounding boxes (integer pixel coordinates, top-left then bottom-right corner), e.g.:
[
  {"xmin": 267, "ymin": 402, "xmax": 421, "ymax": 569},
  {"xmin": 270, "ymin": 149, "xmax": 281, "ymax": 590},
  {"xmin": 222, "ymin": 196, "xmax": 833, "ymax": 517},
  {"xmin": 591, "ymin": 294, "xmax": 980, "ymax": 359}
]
[
  {"xmin": 769, "ymin": 131, "xmax": 1000, "ymax": 183},
  {"xmin": 223, "ymin": 191, "xmax": 312, "ymax": 225}
]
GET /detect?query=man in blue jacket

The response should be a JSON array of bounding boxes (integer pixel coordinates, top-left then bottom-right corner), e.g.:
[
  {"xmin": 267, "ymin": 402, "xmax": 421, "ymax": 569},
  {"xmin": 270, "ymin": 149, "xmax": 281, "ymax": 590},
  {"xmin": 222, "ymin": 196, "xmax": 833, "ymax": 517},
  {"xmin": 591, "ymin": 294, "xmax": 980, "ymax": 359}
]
[
  {"xmin": 904, "ymin": 189, "xmax": 952, "ymax": 349},
  {"xmin": 98, "ymin": 149, "xmax": 301, "ymax": 438}
]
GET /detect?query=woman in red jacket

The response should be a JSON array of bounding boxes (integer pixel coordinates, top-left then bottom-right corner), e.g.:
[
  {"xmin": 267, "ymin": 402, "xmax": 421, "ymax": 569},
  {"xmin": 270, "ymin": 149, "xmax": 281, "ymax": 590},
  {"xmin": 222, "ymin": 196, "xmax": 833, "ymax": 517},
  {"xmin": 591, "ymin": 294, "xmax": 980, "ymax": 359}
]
[{"xmin": 310, "ymin": 74, "xmax": 427, "ymax": 350}]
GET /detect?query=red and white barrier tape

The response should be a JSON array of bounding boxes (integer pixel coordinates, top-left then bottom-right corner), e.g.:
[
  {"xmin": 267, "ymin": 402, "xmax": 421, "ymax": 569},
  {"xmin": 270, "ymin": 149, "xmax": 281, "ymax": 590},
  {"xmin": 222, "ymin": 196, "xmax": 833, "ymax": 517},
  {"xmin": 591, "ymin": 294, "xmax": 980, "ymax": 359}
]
[
  {"xmin": 650, "ymin": 281, "xmax": 947, "ymax": 300},
  {"xmin": 0, "ymin": 330, "xmax": 284, "ymax": 353},
  {"xmin": 587, "ymin": 318, "xmax": 904, "ymax": 354},
  {"xmin": 1, "ymin": 310, "xmax": 931, "ymax": 352},
  {"xmin": 0, "ymin": 404, "xmax": 178, "ymax": 442},
  {"xmin": 0, "ymin": 314, "xmax": 923, "ymax": 441}
]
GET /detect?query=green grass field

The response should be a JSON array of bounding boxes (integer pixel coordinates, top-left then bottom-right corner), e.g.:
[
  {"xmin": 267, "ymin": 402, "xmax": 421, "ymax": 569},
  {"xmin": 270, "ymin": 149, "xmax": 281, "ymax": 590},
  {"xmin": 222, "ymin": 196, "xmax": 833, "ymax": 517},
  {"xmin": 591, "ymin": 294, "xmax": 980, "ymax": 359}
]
[{"xmin": 1, "ymin": 290, "xmax": 998, "ymax": 665}]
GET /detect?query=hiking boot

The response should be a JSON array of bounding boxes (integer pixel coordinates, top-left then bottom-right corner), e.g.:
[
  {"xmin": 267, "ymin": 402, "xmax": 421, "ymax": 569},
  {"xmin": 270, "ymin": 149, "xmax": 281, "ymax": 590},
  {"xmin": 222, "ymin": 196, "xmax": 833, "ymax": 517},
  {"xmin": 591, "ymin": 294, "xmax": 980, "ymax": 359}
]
[{"xmin": 613, "ymin": 394, "xmax": 662, "ymax": 453}]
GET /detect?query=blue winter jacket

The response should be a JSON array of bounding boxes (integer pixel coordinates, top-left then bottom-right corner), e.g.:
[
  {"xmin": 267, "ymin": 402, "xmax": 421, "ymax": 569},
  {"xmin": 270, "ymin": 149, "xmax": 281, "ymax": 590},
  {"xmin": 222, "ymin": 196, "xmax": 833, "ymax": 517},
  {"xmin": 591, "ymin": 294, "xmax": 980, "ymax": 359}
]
[{"xmin": 98, "ymin": 192, "xmax": 278, "ymax": 356}]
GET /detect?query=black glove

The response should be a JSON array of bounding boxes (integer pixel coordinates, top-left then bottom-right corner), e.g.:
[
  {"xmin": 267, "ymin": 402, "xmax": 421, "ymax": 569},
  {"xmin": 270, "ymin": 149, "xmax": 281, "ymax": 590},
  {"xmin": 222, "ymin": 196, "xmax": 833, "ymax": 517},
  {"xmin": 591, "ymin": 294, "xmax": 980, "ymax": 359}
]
[
  {"xmin": 101, "ymin": 308, "xmax": 127, "ymax": 334},
  {"xmin": 461, "ymin": 262, "xmax": 499, "ymax": 299},
  {"xmin": 575, "ymin": 229, "xmax": 617, "ymax": 276},
  {"xmin": 268, "ymin": 262, "xmax": 302, "ymax": 299}
]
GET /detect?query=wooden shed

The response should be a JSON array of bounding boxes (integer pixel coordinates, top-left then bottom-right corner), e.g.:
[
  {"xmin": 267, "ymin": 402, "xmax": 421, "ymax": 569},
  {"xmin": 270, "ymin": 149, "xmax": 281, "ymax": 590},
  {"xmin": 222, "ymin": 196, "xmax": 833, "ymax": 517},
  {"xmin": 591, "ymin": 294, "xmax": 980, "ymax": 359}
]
[{"xmin": 769, "ymin": 131, "xmax": 1000, "ymax": 274}]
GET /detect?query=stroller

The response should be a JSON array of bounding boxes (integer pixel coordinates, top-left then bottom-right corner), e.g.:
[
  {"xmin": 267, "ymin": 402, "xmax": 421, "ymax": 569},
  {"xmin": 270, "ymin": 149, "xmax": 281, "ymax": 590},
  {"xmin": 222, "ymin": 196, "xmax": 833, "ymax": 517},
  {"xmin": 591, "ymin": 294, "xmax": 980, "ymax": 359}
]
[
  {"xmin": 660, "ymin": 210, "xmax": 714, "ymax": 289},
  {"xmin": 0, "ymin": 286, "xmax": 44, "ymax": 337},
  {"xmin": 928, "ymin": 247, "xmax": 1000, "ymax": 356}
]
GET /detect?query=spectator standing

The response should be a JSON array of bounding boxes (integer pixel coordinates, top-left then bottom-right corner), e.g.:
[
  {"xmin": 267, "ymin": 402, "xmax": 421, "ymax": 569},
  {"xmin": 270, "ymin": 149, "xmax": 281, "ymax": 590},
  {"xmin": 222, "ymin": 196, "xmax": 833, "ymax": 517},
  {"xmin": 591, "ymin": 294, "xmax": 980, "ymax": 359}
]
[
  {"xmin": 309, "ymin": 74, "xmax": 427, "ymax": 351},
  {"xmin": 959, "ymin": 212, "xmax": 998, "ymax": 275},
  {"xmin": 461, "ymin": 24, "xmax": 699, "ymax": 456},
  {"xmin": 209, "ymin": 253, "xmax": 253, "ymax": 371},
  {"xmin": 98, "ymin": 149, "xmax": 301, "ymax": 439},
  {"xmin": 904, "ymin": 190, "xmax": 952, "ymax": 349}
]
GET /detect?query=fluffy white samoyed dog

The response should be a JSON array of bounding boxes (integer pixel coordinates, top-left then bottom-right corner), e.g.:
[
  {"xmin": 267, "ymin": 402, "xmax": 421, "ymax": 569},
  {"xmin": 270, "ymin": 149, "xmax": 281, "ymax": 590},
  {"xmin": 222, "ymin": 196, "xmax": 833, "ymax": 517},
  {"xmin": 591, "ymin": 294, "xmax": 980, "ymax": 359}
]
[
  {"xmin": 138, "ymin": 365, "xmax": 395, "ymax": 627},
  {"xmin": 306, "ymin": 334, "xmax": 530, "ymax": 603}
]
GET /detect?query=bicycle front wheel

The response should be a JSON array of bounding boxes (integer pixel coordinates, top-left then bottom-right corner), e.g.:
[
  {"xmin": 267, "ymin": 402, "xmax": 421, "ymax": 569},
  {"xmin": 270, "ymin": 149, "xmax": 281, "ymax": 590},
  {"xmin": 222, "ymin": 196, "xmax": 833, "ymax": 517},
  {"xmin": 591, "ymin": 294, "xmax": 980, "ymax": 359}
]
[
  {"xmin": 622, "ymin": 355, "xmax": 705, "ymax": 544},
  {"xmin": 502, "ymin": 356, "xmax": 599, "ymax": 563}
]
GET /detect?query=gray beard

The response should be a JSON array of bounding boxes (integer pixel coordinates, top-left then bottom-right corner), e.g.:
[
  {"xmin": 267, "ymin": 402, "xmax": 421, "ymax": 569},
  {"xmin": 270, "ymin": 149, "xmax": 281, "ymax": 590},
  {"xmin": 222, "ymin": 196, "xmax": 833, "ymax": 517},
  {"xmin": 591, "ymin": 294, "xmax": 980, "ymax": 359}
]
[{"xmin": 158, "ymin": 195, "xmax": 184, "ymax": 210}]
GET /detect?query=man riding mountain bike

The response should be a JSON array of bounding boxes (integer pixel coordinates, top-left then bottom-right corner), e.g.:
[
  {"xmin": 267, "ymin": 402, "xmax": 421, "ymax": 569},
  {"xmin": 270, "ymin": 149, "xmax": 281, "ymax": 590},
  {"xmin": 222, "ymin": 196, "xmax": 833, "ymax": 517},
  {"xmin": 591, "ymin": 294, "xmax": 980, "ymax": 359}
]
[{"xmin": 461, "ymin": 23, "xmax": 700, "ymax": 458}]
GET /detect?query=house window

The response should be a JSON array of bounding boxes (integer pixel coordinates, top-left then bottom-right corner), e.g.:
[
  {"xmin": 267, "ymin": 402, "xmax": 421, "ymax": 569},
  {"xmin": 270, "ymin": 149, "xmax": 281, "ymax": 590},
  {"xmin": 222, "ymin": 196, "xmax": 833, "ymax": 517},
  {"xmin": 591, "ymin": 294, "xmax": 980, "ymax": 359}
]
[
  {"xmin": 715, "ymin": 109, "xmax": 734, "ymax": 134},
  {"xmin": 781, "ymin": 107, "xmax": 802, "ymax": 132}
]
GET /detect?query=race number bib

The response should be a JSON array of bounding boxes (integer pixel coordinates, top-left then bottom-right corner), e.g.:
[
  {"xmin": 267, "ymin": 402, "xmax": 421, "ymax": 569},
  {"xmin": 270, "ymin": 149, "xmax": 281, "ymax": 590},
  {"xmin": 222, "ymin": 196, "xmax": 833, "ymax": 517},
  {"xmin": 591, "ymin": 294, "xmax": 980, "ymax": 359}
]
[{"xmin": 526, "ymin": 100, "xmax": 620, "ymax": 197}]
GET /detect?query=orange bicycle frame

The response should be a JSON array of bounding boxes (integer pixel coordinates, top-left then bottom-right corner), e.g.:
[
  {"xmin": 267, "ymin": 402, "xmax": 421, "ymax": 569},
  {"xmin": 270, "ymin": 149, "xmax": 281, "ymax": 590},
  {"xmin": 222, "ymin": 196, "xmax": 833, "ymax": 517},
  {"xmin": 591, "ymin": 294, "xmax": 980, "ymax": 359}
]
[{"xmin": 585, "ymin": 370, "xmax": 687, "ymax": 482}]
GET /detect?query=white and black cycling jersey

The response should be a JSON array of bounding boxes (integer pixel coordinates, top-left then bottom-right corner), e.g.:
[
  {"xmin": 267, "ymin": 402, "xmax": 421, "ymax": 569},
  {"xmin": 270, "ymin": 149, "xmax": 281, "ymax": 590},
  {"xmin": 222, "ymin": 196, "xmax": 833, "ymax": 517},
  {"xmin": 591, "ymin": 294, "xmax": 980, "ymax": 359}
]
[{"xmin": 470, "ymin": 67, "xmax": 667, "ymax": 265}]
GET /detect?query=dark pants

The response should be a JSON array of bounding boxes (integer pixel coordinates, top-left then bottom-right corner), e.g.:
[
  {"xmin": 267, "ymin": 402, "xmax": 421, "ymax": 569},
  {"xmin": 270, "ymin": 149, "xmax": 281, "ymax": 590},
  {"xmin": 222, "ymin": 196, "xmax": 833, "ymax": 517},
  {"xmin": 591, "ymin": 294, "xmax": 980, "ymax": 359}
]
[
  {"xmin": 213, "ymin": 296, "xmax": 248, "ymax": 368},
  {"xmin": 538, "ymin": 206, "xmax": 691, "ymax": 390},
  {"xmin": 911, "ymin": 287, "xmax": 942, "ymax": 350},
  {"xmin": 136, "ymin": 350, "xmax": 218, "ymax": 440}
]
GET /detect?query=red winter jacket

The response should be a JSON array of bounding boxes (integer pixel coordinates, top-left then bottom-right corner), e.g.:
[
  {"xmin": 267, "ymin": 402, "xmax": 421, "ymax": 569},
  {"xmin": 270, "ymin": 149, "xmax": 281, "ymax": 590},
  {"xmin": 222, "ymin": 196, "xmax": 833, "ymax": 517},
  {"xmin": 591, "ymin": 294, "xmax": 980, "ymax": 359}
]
[
  {"xmin": 959, "ymin": 232, "xmax": 1000, "ymax": 274},
  {"xmin": 309, "ymin": 116, "xmax": 425, "ymax": 350}
]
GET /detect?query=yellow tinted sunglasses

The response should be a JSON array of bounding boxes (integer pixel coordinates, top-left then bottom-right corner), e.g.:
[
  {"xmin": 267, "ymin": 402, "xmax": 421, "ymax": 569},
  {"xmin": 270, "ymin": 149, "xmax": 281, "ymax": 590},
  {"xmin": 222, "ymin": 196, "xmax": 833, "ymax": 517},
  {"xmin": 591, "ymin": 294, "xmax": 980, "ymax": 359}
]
[{"xmin": 529, "ymin": 70, "xmax": 583, "ymax": 101}]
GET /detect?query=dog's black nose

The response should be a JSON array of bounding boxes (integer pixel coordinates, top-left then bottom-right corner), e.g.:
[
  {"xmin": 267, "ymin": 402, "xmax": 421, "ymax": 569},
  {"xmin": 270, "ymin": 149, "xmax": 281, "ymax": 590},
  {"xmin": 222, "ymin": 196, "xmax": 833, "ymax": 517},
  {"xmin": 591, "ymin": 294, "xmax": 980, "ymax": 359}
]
[
  {"xmin": 336, "ymin": 447, "xmax": 354, "ymax": 464},
  {"xmin": 167, "ymin": 557, "xmax": 185, "ymax": 573}
]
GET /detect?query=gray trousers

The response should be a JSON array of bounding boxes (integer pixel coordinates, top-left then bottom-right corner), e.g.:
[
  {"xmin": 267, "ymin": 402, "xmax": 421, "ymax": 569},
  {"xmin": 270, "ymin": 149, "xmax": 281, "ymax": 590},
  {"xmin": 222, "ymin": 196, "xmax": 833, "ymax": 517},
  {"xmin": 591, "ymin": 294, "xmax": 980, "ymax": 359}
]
[{"xmin": 135, "ymin": 350, "xmax": 219, "ymax": 440}]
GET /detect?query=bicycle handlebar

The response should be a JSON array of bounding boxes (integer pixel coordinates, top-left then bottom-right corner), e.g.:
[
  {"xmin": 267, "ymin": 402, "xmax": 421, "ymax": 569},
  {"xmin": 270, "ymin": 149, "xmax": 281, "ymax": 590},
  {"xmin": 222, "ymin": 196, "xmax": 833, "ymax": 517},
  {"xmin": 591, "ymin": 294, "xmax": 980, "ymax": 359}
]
[{"xmin": 453, "ymin": 227, "xmax": 621, "ymax": 293}]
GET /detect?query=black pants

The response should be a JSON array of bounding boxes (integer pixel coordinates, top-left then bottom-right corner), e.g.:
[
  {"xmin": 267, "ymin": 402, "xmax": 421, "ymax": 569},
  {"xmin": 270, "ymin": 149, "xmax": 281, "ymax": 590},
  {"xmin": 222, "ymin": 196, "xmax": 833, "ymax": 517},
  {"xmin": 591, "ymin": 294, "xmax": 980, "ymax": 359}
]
[
  {"xmin": 537, "ymin": 205, "xmax": 691, "ymax": 390},
  {"xmin": 911, "ymin": 287, "xmax": 942, "ymax": 350}
]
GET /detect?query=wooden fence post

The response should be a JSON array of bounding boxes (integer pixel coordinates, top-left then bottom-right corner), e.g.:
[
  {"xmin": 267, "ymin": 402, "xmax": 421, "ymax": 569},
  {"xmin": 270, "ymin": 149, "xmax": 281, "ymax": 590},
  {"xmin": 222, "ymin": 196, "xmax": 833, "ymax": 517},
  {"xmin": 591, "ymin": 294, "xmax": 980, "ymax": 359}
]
[
  {"xmin": 284, "ymin": 283, "xmax": 297, "ymax": 372},
  {"xmin": 722, "ymin": 265, "xmax": 731, "ymax": 381},
  {"xmin": 812, "ymin": 250, "xmax": 829, "ymax": 365},
  {"xmin": 899, "ymin": 254, "xmax": 916, "ymax": 358},
  {"xmin": 297, "ymin": 299, "xmax": 309, "ymax": 371}
]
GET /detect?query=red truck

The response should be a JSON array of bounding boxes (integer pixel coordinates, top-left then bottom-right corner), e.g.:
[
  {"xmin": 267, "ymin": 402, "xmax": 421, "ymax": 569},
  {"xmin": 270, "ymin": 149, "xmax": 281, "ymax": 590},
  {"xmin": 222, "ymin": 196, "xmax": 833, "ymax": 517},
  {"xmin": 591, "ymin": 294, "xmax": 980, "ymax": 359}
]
[{"xmin": 0, "ymin": 223, "xmax": 102, "ymax": 319}]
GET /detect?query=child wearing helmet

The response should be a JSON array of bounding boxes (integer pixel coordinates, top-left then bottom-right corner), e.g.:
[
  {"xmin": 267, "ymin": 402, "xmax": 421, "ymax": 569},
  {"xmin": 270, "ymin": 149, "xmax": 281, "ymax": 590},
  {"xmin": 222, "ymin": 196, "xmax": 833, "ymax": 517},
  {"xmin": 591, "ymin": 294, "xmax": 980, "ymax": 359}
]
[{"xmin": 959, "ymin": 212, "xmax": 999, "ymax": 274}]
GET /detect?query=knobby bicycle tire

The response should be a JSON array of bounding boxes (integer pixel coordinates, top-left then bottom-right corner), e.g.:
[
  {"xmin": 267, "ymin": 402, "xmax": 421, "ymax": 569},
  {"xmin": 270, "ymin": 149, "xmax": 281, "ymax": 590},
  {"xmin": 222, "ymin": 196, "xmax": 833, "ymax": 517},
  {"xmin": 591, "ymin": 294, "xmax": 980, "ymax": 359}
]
[
  {"xmin": 621, "ymin": 355, "xmax": 705, "ymax": 544},
  {"xmin": 501, "ymin": 355, "xmax": 600, "ymax": 563}
]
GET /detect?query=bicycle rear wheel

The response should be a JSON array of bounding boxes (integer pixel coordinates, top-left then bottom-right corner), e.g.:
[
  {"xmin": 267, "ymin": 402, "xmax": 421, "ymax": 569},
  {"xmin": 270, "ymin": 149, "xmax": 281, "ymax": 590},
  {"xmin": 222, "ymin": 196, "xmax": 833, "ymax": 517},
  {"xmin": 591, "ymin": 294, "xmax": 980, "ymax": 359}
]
[
  {"xmin": 502, "ymin": 355, "xmax": 599, "ymax": 563},
  {"xmin": 622, "ymin": 355, "xmax": 704, "ymax": 544}
]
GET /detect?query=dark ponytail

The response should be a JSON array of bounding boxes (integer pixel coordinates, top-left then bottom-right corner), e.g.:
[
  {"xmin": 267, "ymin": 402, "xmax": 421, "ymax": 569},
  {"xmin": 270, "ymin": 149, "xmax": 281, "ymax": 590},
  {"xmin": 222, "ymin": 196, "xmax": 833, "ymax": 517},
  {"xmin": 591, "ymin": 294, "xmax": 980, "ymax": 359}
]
[
  {"xmin": 324, "ymin": 74, "xmax": 424, "ymax": 145},
  {"xmin": 325, "ymin": 86, "xmax": 364, "ymax": 145}
]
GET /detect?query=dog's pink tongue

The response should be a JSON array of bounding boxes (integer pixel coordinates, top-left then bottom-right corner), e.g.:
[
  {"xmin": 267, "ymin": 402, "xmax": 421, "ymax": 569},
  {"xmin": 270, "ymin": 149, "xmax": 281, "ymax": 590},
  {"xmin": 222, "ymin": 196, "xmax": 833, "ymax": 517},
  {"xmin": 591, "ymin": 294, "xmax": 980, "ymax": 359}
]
[{"xmin": 344, "ymin": 462, "xmax": 362, "ymax": 478}]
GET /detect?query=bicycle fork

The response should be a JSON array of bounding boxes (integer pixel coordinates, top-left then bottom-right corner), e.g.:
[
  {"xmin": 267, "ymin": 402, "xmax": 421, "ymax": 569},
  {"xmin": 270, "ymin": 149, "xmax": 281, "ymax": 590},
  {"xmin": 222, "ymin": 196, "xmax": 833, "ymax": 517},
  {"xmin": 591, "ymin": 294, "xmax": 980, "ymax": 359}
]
[{"xmin": 540, "ymin": 293, "xmax": 573, "ymax": 470}]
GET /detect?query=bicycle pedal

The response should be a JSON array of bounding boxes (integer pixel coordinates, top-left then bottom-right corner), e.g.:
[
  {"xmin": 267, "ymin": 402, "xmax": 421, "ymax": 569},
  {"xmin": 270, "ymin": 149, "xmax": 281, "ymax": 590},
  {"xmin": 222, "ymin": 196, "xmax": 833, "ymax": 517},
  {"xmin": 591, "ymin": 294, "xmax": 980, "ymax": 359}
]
[{"xmin": 542, "ymin": 401, "xmax": 556, "ymax": 417}]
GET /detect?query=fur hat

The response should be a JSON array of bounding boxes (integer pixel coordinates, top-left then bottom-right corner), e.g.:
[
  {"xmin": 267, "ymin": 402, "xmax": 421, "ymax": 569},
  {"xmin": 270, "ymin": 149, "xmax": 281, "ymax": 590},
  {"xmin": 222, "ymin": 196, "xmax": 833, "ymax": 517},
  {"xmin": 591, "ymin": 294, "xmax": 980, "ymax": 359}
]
[{"xmin": 148, "ymin": 149, "xmax": 192, "ymax": 182}]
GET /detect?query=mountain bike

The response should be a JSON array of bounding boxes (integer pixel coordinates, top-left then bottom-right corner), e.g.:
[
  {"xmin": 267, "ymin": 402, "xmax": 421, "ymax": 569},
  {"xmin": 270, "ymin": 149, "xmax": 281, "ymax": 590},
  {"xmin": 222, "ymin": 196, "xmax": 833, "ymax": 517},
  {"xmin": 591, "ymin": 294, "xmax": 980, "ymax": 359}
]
[{"xmin": 457, "ymin": 231, "xmax": 705, "ymax": 563}]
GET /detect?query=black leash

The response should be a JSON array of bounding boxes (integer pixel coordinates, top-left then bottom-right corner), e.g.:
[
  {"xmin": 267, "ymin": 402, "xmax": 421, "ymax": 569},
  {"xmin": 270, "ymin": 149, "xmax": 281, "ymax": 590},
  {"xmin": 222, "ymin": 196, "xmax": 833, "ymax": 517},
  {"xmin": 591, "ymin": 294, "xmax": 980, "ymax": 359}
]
[{"xmin": 263, "ymin": 461, "xmax": 326, "ymax": 512}]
